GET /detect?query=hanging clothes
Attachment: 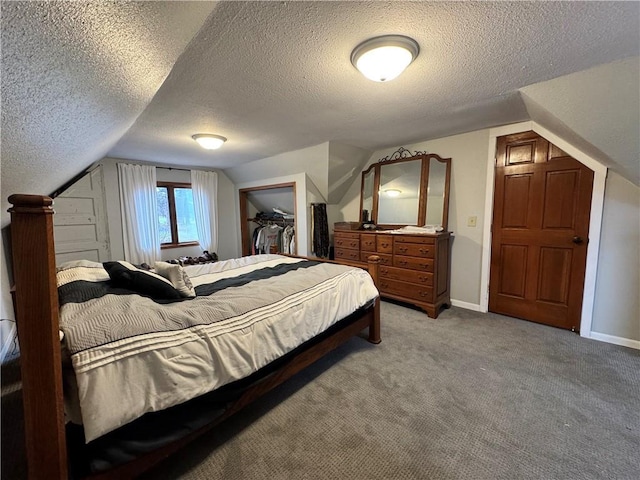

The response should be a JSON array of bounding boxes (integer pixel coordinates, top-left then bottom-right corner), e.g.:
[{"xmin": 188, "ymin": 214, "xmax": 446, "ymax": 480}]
[
  {"xmin": 311, "ymin": 203, "xmax": 329, "ymax": 258},
  {"xmin": 282, "ymin": 225, "xmax": 295, "ymax": 255},
  {"xmin": 257, "ymin": 224, "xmax": 283, "ymax": 254}
]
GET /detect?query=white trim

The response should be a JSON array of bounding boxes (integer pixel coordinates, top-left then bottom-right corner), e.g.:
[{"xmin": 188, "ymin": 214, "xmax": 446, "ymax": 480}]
[
  {"xmin": 481, "ymin": 122, "xmax": 607, "ymax": 340},
  {"xmin": 588, "ymin": 332, "xmax": 640, "ymax": 350},
  {"xmin": 0, "ymin": 323, "xmax": 17, "ymax": 364},
  {"xmin": 451, "ymin": 299, "xmax": 483, "ymax": 312}
]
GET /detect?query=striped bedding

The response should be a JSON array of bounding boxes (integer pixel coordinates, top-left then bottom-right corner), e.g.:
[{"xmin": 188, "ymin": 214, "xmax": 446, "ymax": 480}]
[{"xmin": 57, "ymin": 255, "xmax": 379, "ymax": 442}]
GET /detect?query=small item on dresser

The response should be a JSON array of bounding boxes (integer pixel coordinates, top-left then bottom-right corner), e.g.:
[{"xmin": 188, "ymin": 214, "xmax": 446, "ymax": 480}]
[{"xmin": 387, "ymin": 225, "xmax": 443, "ymax": 234}]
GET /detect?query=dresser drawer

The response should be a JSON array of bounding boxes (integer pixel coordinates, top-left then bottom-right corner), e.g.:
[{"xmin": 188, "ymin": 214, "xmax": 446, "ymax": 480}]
[
  {"xmin": 335, "ymin": 247, "xmax": 361, "ymax": 262},
  {"xmin": 360, "ymin": 235, "xmax": 376, "ymax": 252},
  {"xmin": 394, "ymin": 236, "xmax": 435, "ymax": 245},
  {"xmin": 393, "ymin": 255, "xmax": 434, "ymax": 272},
  {"xmin": 378, "ymin": 278, "xmax": 433, "ymax": 303},
  {"xmin": 334, "ymin": 231, "xmax": 360, "ymax": 239},
  {"xmin": 334, "ymin": 235, "xmax": 360, "ymax": 250},
  {"xmin": 393, "ymin": 243, "xmax": 435, "ymax": 258},
  {"xmin": 380, "ymin": 265, "xmax": 433, "ymax": 286},
  {"xmin": 376, "ymin": 235, "xmax": 393, "ymax": 253},
  {"xmin": 362, "ymin": 252, "xmax": 392, "ymax": 266}
]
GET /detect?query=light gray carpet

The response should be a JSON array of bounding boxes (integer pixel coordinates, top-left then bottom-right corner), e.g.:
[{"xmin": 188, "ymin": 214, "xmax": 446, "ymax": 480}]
[{"xmin": 3, "ymin": 302, "xmax": 640, "ymax": 479}]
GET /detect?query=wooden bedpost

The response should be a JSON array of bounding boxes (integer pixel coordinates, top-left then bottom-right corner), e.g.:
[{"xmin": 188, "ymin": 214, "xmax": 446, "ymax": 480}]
[
  {"xmin": 8, "ymin": 194, "xmax": 68, "ymax": 479},
  {"xmin": 366, "ymin": 255, "xmax": 381, "ymax": 344}
]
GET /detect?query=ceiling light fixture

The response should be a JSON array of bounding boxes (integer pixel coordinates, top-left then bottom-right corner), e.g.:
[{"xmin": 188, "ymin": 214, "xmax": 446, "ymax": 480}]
[
  {"xmin": 385, "ymin": 189, "xmax": 401, "ymax": 197},
  {"xmin": 351, "ymin": 35, "xmax": 420, "ymax": 82},
  {"xmin": 192, "ymin": 134, "xmax": 227, "ymax": 150}
]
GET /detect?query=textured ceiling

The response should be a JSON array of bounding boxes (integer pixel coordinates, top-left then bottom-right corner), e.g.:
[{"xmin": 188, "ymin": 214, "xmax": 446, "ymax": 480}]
[
  {"xmin": 108, "ymin": 1, "xmax": 639, "ymax": 169},
  {"xmin": 2, "ymin": 1, "xmax": 639, "ymax": 224},
  {"xmin": 1, "ymin": 1, "xmax": 218, "ymax": 224}
]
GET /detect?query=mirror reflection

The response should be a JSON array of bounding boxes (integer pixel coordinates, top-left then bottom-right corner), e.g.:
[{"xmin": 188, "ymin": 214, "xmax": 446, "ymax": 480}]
[
  {"xmin": 425, "ymin": 158, "xmax": 447, "ymax": 226},
  {"xmin": 361, "ymin": 168, "xmax": 375, "ymax": 223},
  {"xmin": 377, "ymin": 161, "xmax": 422, "ymax": 225}
]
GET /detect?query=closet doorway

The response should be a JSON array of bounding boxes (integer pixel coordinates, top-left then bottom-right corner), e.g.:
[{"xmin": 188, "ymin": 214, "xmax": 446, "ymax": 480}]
[
  {"xmin": 239, "ymin": 182, "xmax": 297, "ymax": 256},
  {"xmin": 489, "ymin": 131, "xmax": 594, "ymax": 331}
]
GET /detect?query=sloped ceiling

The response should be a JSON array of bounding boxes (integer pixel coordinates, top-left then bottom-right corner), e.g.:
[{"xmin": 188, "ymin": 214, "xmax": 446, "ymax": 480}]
[
  {"xmin": 2, "ymin": 1, "xmax": 639, "ymax": 225},
  {"xmin": 0, "ymin": 1, "xmax": 218, "ymax": 224},
  {"xmin": 521, "ymin": 57, "xmax": 640, "ymax": 185},
  {"xmin": 328, "ymin": 143, "xmax": 372, "ymax": 204}
]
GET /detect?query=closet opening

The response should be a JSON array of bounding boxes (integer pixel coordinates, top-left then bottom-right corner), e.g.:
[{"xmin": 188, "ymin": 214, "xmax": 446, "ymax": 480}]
[{"xmin": 239, "ymin": 182, "xmax": 297, "ymax": 256}]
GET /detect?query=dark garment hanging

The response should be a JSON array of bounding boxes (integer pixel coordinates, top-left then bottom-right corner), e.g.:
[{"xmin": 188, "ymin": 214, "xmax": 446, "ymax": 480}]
[{"xmin": 311, "ymin": 203, "xmax": 329, "ymax": 258}]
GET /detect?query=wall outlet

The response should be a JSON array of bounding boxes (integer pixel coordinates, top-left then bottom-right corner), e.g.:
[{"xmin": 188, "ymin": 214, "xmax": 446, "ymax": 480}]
[{"xmin": 467, "ymin": 216, "xmax": 477, "ymax": 227}]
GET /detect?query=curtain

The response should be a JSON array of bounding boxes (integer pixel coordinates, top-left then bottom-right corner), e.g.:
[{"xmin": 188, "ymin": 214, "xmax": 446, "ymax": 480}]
[
  {"xmin": 190, "ymin": 170, "xmax": 218, "ymax": 253},
  {"xmin": 117, "ymin": 163, "xmax": 160, "ymax": 265},
  {"xmin": 311, "ymin": 203, "xmax": 329, "ymax": 258}
]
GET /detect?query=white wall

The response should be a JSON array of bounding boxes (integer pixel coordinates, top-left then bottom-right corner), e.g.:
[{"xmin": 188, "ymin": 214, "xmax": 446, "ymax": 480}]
[
  {"xmin": 591, "ymin": 172, "xmax": 640, "ymax": 342},
  {"xmin": 225, "ymin": 143, "xmax": 329, "ymax": 202},
  {"xmin": 99, "ymin": 157, "xmax": 239, "ymax": 262}
]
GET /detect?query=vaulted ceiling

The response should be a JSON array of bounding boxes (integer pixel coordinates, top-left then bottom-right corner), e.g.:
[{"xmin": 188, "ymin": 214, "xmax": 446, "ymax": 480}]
[{"xmin": 2, "ymin": 1, "xmax": 639, "ymax": 225}]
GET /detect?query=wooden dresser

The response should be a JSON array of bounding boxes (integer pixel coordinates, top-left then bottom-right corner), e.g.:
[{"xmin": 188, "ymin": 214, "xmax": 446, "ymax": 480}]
[{"xmin": 334, "ymin": 229, "xmax": 451, "ymax": 318}]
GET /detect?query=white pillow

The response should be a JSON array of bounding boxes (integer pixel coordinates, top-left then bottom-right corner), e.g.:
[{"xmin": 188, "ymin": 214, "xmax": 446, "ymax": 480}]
[{"xmin": 154, "ymin": 261, "xmax": 196, "ymax": 298}]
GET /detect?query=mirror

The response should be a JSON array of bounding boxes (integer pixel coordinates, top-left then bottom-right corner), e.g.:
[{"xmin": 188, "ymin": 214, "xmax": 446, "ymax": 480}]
[
  {"xmin": 361, "ymin": 168, "xmax": 375, "ymax": 223},
  {"xmin": 378, "ymin": 160, "xmax": 422, "ymax": 224},
  {"xmin": 359, "ymin": 149, "xmax": 451, "ymax": 230},
  {"xmin": 425, "ymin": 158, "xmax": 448, "ymax": 226}
]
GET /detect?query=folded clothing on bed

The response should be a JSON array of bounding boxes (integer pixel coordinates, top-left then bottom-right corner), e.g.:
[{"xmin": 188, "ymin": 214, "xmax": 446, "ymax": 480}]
[{"xmin": 57, "ymin": 254, "xmax": 379, "ymax": 442}]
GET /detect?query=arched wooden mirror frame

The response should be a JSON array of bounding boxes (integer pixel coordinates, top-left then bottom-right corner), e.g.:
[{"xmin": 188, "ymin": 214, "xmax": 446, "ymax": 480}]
[{"xmin": 359, "ymin": 148, "xmax": 452, "ymax": 230}]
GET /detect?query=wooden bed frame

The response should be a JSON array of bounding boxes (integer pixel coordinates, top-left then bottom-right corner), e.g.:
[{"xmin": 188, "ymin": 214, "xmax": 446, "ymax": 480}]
[{"xmin": 8, "ymin": 194, "xmax": 381, "ymax": 480}]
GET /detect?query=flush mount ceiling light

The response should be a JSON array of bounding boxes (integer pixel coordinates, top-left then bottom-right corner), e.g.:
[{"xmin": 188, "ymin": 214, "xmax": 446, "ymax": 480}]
[
  {"xmin": 192, "ymin": 134, "xmax": 227, "ymax": 150},
  {"xmin": 351, "ymin": 35, "xmax": 420, "ymax": 82},
  {"xmin": 384, "ymin": 189, "xmax": 401, "ymax": 197}
]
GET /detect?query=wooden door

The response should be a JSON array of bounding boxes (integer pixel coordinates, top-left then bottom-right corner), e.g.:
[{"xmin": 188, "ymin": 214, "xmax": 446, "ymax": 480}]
[
  {"xmin": 489, "ymin": 131, "xmax": 594, "ymax": 331},
  {"xmin": 53, "ymin": 167, "xmax": 111, "ymax": 264}
]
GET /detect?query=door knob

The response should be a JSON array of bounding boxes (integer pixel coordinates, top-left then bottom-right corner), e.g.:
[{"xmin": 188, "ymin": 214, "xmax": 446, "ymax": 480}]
[{"xmin": 572, "ymin": 236, "xmax": 584, "ymax": 244}]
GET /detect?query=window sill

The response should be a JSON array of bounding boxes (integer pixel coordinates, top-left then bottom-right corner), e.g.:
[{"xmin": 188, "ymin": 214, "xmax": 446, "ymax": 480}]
[{"xmin": 161, "ymin": 242, "xmax": 200, "ymax": 250}]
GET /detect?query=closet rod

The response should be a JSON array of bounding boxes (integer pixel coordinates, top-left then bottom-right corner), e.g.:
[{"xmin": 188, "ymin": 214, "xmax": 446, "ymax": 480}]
[{"xmin": 157, "ymin": 166, "xmax": 192, "ymax": 173}]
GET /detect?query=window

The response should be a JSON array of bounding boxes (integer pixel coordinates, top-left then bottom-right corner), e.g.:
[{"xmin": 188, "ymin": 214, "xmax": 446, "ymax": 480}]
[{"xmin": 156, "ymin": 182, "xmax": 199, "ymax": 248}]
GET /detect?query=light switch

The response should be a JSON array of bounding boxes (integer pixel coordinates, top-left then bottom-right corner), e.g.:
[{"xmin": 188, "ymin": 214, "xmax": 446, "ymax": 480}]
[{"xmin": 467, "ymin": 216, "xmax": 477, "ymax": 227}]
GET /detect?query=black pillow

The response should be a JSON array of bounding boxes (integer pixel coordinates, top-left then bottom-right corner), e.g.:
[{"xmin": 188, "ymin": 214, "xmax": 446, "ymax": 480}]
[{"xmin": 103, "ymin": 261, "xmax": 182, "ymax": 300}]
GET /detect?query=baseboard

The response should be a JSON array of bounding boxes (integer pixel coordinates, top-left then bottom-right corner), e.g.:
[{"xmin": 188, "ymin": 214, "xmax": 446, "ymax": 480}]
[
  {"xmin": 450, "ymin": 299, "xmax": 483, "ymax": 312},
  {"xmin": 588, "ymin": 331, "xmax": 640, "ymax": 350}
]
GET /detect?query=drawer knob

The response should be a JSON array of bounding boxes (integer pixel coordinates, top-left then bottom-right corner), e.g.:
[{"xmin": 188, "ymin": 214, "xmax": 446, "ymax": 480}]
[
  {"xmin": 419, "ymin": 291, "xmax": 429, "ymax": 297},
  {"xmin": 419, "ymin": 276, "xmax": 427, "ymax": 282},
  {"xmin": 420, "ymin": 248, "xmax": 429, "ymax": 254},
  {"xmin": 399, "ymin": 261, "xmax": 407, "ymax": 266},
  {"xmin": 398, "ymin": 247, "xmax": 407, "ymax": 252},
  {"xmin": 381, "ymin": 282, "xmax": 389, "ymax": 288},
  {"xmin": 381, "ymin": 243, "xmax": 389, "ymax": 247},
  {"xmin": 381, "ymin": 268, "xmax": 388, "ymax": 273}
]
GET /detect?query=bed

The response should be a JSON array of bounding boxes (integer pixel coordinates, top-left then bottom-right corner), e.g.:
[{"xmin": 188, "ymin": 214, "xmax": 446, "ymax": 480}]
[{"xmin": 8, "ymin": 194, "xmax": 381, "ymax": 479}]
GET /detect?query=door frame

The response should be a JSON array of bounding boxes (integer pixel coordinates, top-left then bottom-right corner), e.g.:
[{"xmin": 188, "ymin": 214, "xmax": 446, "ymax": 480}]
[{"xmin": 479, "ymin": 121, "xmax": 607, "ymax": 339}]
